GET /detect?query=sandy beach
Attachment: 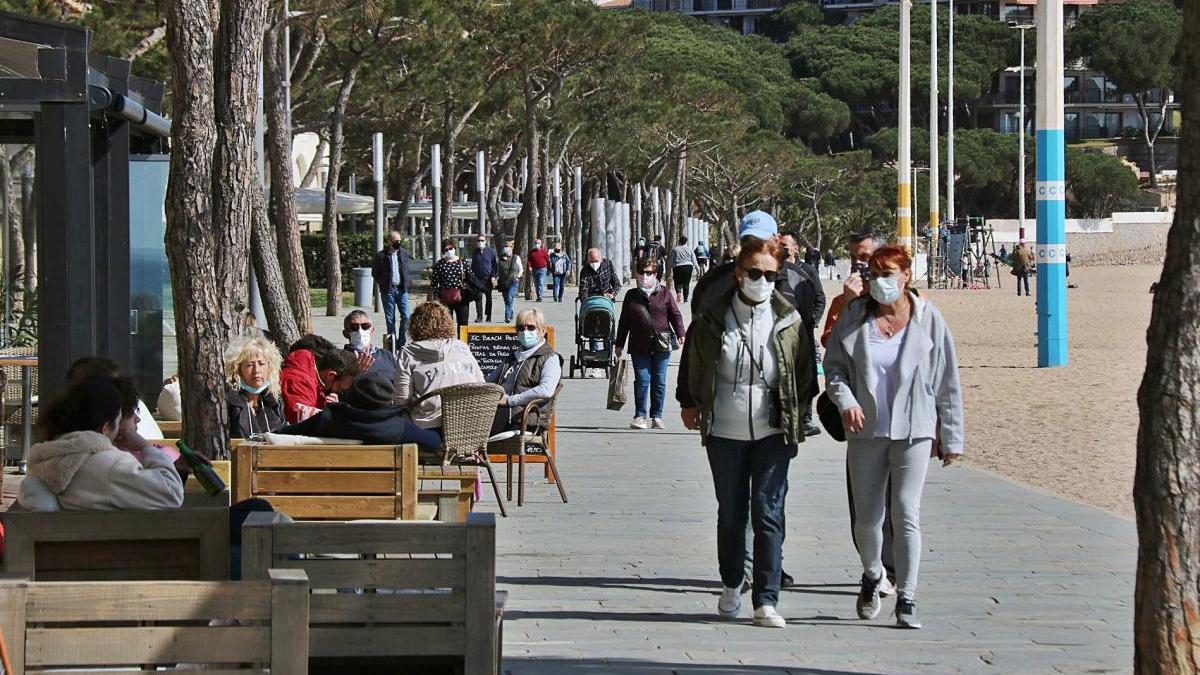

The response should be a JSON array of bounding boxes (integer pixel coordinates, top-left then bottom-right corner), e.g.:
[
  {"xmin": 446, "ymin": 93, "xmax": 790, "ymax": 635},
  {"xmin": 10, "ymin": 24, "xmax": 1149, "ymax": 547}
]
[{"xmin": 925, "ymin": 263, "xmax": 1158, "ymax": 517}]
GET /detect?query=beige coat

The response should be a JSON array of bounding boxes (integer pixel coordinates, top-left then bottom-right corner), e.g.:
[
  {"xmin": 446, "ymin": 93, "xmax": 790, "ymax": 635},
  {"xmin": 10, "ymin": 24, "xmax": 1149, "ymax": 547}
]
[{"xmin": 21, "ymin": 431, "xmax": 184, "ymax": 511}]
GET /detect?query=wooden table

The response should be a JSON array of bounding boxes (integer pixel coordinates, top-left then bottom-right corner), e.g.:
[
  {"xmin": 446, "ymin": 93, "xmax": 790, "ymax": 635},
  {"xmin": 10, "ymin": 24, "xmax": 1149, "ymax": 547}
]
[
  {"xmin": 0, "ymin": 356, "xmax": 37, "ymax": 472},
  {"xmin": 418, "ymin": 464, "xmax": 478, "ymax": 522}
]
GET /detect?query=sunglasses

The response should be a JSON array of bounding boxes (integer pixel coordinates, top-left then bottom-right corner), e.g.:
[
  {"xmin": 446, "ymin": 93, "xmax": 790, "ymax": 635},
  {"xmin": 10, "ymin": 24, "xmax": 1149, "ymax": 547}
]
[
  {"xmin": 741, "ymin": 268, "xmax": 779, "ymax": 282},
  {"xmin": 516, "ymin": 324, "xmax": 539, "ymax": 332},
  {"xmin": 350, "ymin": 323, "xmax": 371, "ymax": 331}
]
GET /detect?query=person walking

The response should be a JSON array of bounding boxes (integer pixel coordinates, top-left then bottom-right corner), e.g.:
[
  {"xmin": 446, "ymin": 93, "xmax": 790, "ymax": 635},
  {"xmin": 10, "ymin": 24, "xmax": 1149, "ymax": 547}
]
[
  {"xmin": 804, "ymin": 245, "xmax": 822, "ymax": 268},
  {"xmin": 678, "ymin": 237, "xmax": 818, "ymax": 629},
  {"xmin": 550, "ymin": 243, "xmax": 571, "ymax": 303},
  {"xmin": 527, "ymin": 238, "xmax": 550, "ymax": 302},
  {"xmin": 578, "ymin": 248, "xmax": 621, "ymax": 299},
  {"xmin": 824, "ymin": 249, "xmax": 837, "ymax": 280},
  {"xmin": 823, "ymin": 245, "xmax": 963, "ymax": 630},
  {"xmin": 669, "ymin": 236, "xmax": 698, "ymax": 302},
  {"xmin": 371, "ymin": 230, "xmax": 410, "ymax": 346},
  {"xmin": 1010, "ymin": 241, "xmax": 1031, "ymax": 297},
  {"xmin": 615, "ymin": 259, "xmax": 685, "ymax": 430},
  {"xmin": 498, "ymin": 240, "xmax": 524, "ymax": 323},
  {"xmin": 472, "ymin": 234, "xmax": 498, "ymax": 323},
  {"xmin": 695, "ymin": 241, "xmax": 710, "ymax": 277},
  {"xmin": 431, "ymin": 240, "xmax": 472, "ymax": 328}
]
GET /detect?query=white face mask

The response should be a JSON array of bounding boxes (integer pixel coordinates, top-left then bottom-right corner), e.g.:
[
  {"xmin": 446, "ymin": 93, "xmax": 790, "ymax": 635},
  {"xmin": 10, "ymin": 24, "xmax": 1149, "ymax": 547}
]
[
  {"xmin": 477, "ymin": 240, "xmax": 486, "ymax": 248},
  {"xmin": 443, "ymin": 248, "xmax": 456, "ymax": 258},
  {"xmin": 503, "ymin": 247, "xmax": 512, "ymax": 255},
  {"xmin": 517, "ymin": 329, "xmax": 540, "ymax": 349},
  {"xmin": 532, "ymin": 242, "xmax": 541, "ymax": 250},
  {"xmin": 739, "ymin": 275, "xmax": 774, "ymax": 304},
  {"xmin": 638, "ymin": 273, "xmax": 656, "ymax": 290},
  {"xmin": 348, "ymin": 328, "xmax": 371, "ymax": 350},
  {"xmin": 870, "ymin": 276, "xmax": 903, "ymax": 305},
  {"xmin": 589, "ymin": 261, "xmax": 600, "ymax": 271}
]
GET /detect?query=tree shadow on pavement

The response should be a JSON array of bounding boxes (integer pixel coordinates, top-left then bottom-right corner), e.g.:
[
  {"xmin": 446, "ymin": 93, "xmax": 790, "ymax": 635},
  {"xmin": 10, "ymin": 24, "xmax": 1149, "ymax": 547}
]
[{"xmin": 502, "ymin": 658, "xmax": 879, "ymax": 675}]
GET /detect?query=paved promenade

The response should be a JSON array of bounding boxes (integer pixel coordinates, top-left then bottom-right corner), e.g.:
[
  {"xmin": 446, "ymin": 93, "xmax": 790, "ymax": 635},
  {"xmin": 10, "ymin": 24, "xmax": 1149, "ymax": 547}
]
[{"xmin": 314, "ymin": 282, "xmax": 1136, "ymax": 674}]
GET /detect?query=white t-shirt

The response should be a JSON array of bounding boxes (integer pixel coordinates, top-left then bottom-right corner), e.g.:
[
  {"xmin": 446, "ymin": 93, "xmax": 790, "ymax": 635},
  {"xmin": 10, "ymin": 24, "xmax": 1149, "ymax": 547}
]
[{"xmin": 868, "ymin": 320, "xmax": 906, "ymax": 438}]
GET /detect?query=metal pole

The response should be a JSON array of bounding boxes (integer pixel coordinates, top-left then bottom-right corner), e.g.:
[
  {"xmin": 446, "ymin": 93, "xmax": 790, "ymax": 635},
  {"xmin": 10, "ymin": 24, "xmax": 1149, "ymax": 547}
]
[
  {"xmin": 1036, "ymin": 0, "xmax": 1067, "ymax": 367},
  {"xmin": 897, "ymin": 0, "xmax": 913, "ymax": 253},
  {"xmin": 248, "ymin": 56, "xmax": 267, "ymax": 328},
  {"xmin": 477, "ymin": 150, "xmax": 487, "ymax": 236},
  {"xmin": 2, "ymin": 172, "xmax": 10, "ymax": 346},
  {"xmin": 431, "ymin": 144, "xmax": 442, "ymax": 256},
  {"xmin": 573, "ymin": 166, "xmax": 583, "ymax": 260},
  {"xmin": 947, "ymin": 0, "xmax": 956, "ymax": 226},
  {"xmin": 633, "ymin": 184, "xmax": 642, "ymax": 240},
  {"xmin": 1018, "ymin": 25, "xmax": 1028, "ymax": 241},
  {"xmin": 929, "ymin": 0, "xmax": 940, "ymax": 261},
  {"xmin": 372, "ymin": 133, "xmax": 384, "ymax": 313},
  {"xmin": 552, "ymin": 164, "xmax": 562, "ymax": 240}
]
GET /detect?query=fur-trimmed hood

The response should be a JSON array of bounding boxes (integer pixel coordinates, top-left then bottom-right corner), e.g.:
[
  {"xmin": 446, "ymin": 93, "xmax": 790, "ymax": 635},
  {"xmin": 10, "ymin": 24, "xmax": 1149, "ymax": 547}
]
[{"xmin": 27, "ymin": 430, "xmax": 116, "ymax": 494}]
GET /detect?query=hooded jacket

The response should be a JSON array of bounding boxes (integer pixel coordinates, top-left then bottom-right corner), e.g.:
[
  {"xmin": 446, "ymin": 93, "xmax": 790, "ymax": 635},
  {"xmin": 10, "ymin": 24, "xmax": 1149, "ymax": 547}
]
[
  {"xmin": 278, "ymin": 402, "xmax": 442, "ymax": 448},
  {"xmin": 395, "ymin": 338, "xmax": 485, "ymax": 428},
  {"xmin": 20, "ymin": 431, "xmax": 184, "ymax": 511},
  {"xmin": 279, "ymin": 349, "xmax": 323, "ymax": 423}
]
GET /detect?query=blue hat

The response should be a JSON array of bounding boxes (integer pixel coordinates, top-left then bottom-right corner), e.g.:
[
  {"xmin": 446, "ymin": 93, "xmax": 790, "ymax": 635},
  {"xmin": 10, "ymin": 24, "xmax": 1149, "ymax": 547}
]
[{"xmin": 738, "ymin": 211, "xmax": 778, "ymax": 241}]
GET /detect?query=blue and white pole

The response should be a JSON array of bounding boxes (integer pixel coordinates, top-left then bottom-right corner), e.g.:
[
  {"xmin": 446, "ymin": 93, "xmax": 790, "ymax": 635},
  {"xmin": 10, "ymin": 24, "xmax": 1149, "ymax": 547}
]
[{"xmin": 1035, "ymin": 0, "xmax": 1067, "ymax": 367}]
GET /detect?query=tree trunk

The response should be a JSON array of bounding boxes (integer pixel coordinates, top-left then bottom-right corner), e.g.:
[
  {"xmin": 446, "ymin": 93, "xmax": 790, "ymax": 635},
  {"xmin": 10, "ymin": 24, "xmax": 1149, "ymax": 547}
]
[
  {"xmin": 321, "ymin": 62, "xmax": 361, "ymax": 316},
  {"xmin": 0, "ymin": 153, "xmax": 23, "ymax": 312},
  {"xmin": 250, "ymin": 182, "xmax": 300, "ymax": 350},
  {"xmin": 1134, "ymin": 1, "xmax": 1200, "ymax": 667},
  {"xmin": 211, "ymin": 0, "xmax": 267, "ymax": 343},
  {"xmin": 1136, "ymin": 92, "xmax": 1167, "ymax": 189},
  {"xmin": 165, "ymin": 0, "xmax": 227, "ymax": 460},
  {"xmin": 264, "ymin": 5, "xmax": 311, "ymax": 334},
  {"xmin": 538, "ymin": 130, "xmax": 552, "ymax": 243},
  {"xmin": 441, "ymin": 103, "xmax": 456, "ymax": 237},
  {"xmin": 517, "ymin": 78, "xmax": 540, "ymax": 299}
]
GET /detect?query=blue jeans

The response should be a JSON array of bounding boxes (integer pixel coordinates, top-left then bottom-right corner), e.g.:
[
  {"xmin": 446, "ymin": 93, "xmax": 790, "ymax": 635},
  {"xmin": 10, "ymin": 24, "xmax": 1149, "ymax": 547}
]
[
  {"xmin": 552, "ymin": 274, "xmax": 567, "ymax": 302},
  {"xmin": 532, "ymin": 268, "xmax": 547, "ymax": 300},
  {"xmin": 503, "ymin": 283, "xmax": 519, "ymax": 322},
  {"xmin": 1016, "ymin": 271, "xmax": 1030, "ymax": 296},
  {"xmin": 381, "ymin": 285, "xmax": 409, "ymax": 345},
  {"xmin": 631, "ymin": 352, "xmax": 670, "ymax": 419},
  {"xmin": 706, "ymin": 433, "xmax": 796, "ymax": 608}
]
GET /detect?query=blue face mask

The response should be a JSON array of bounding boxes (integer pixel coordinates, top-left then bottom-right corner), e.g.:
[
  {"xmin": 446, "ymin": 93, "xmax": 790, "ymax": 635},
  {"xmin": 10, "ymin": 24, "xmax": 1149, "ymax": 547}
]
[
  {"xmin": 240, "ymin": 381, "xmax": 269, "ymax": 395},
  {"xmin": 517, "ymin": 329, "xmax": 540, "ymax": 349},
  {"xmin": 869, "ymin": 276, "xmax": 903, "ymax": 305}
]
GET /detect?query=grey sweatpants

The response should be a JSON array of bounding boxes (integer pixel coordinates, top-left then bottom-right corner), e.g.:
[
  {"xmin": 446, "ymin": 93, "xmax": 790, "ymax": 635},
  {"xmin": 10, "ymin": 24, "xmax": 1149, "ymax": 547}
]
[{"xmin": 846, "ymin": 437, "xmax": 932, "ymax": 599}]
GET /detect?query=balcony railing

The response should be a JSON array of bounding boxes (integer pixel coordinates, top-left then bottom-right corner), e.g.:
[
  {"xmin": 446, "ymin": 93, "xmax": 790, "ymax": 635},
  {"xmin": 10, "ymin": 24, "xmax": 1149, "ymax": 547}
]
[{"xmin": 635, "ymin": 0, "xmax": 782, "ymax": 12}]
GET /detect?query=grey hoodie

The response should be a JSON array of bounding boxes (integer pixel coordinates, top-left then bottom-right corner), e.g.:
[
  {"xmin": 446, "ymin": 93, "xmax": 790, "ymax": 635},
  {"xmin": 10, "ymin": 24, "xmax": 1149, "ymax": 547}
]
[{"xmin": 395, "ymin": 338, "xmax": 485, "ymax": 428}]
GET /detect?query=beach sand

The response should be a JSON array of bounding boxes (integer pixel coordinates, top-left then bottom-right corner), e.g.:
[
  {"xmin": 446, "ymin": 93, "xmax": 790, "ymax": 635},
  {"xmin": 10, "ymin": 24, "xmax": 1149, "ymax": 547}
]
[{"xmin": 925, "ymin": 264, "xmax": 1159, "ymax": 518}]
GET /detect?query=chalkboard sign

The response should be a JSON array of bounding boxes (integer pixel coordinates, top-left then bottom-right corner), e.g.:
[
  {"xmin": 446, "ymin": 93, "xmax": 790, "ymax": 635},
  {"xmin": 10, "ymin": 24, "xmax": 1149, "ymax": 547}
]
[{"xmin": 459, "ymin": 325, "xmax": 557, "ymax": 379}]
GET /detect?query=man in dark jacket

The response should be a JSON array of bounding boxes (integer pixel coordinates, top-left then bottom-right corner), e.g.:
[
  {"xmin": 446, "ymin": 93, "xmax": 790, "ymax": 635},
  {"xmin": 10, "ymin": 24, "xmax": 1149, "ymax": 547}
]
[
  {"xmin": 279, "ymin": 372, "xmax": 441, "ymax": 448},
  {"xmin": 371, "ymin": 230, "xmax": 411, "ymax": 345},
  {"xmin": 343, "ymin": 309, "xmax": 398, "ymax": 381},
  {"xmin": 472, "ymin": 234, "xmax": 499, "ymax": 322}
]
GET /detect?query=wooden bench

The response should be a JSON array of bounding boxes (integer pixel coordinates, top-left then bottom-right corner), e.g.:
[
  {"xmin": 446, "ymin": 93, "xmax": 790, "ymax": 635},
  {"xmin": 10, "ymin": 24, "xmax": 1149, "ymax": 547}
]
[
  {"xmin": 156, "ymin": 419, "xmax": 183, "ymax": 438},
  {"xmin": 232, "ymin": 443, "xmax": 433, "ymax": 521},
  {"xmin": 2, "ymin": 507, "xmax": 229, "ymax": 580},
  {"xmin": 242, "ymin": 511, "xmax": 504, "ymax": 675},
  {"xmin": 0, "ymin": 569, "xmax": 310, "ymax": 674},
  {"xmin": 419, "ymin": 464, "xmax": 478, "ymax": 523}
]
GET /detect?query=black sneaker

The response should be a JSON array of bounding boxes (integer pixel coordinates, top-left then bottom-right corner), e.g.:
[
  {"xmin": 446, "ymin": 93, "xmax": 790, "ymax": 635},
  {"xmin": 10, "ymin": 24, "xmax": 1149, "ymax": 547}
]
[
  {"xmin": 780, "ymin": 570, "xmax": 795, "ymax": 588},
  {"xmin": 804, "ymin": 423, "xmax": 821, "ymax": 437},
  {"xmin": 856, "ymin": 573, "xmax": 882, "ymax": 620},
  {"xmin": 895, "ymin": 596, "xmax": 921, "ymax": 629},
  {"xmin": 740, "ymin": 577, "xmax": 752, "ymax": 594}
]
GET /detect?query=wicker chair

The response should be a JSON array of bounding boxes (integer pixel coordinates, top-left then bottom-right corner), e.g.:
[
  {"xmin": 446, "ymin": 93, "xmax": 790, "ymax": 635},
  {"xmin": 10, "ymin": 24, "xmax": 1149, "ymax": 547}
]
[
  {"xmin": 487, "ymin": 381, "xmax": 568, "ymax": 508},
  {"xmin": 409, "ymin": 381, "xmax": 508, "ymax": 518},
  {"xmin": 0, "ymin": 350, "xmax": 37, "ymax": 466}
]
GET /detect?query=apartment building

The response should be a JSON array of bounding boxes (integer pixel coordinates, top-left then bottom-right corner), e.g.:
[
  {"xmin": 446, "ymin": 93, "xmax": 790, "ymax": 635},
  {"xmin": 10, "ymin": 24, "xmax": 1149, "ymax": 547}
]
[{"xmin": 628, "ymin": 0, "xmax": 783, "ymax": 34}]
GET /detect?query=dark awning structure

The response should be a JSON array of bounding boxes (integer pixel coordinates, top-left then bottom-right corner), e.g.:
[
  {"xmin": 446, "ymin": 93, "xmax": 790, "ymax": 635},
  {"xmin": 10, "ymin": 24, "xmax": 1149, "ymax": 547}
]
[{"xmin": 0, "ymin": 11, "xmax": 170, "ymax": 404}]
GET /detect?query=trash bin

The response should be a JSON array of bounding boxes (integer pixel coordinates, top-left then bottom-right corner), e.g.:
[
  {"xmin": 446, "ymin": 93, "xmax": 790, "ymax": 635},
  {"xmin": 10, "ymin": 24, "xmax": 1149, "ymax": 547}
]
[{"xmin": 353, "ymin": 267, "xmax": 373, "ymax": 307}]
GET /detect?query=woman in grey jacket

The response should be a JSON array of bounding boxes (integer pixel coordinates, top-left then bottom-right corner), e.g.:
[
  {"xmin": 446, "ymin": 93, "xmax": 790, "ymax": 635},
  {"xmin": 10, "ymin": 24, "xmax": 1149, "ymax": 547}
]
[{"xmin": 823, "ymin": 245, "xmax": 963, "ymax": 630}]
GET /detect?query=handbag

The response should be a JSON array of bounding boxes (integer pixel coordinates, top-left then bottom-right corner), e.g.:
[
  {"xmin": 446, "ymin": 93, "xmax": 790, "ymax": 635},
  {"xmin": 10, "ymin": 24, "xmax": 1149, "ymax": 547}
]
[
  {"xmin": 438, "ymin": 287, "xmax": 462, "ymax": 305},
  {"xmin": 651, "ymin": 330, "xmax": 674, "ymax": 354},
  {"xmin": 607, "ymin": 358, "xmax": 629, "ymax": 410},
  {"xmin": 816, "ymin": 390, "xmax": 846, "ymax": 442}
]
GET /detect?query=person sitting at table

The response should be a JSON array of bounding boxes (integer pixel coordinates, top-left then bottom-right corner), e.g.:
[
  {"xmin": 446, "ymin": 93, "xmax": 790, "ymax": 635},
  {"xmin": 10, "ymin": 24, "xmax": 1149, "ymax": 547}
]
[
  {"xmin": 396, "ymin": 302, "xmax": 485, "ymax": 430},
  {"xmin": 279, "ymin": 336, "xmax": 361, "ymax": 423},
  {"xmin": 19, "ymin": 377, "xmax": 183, "ymax": 511},
  {"xmin": 277, "ymin": 371, "xmax": 442, "ymax": 449},
  {"xmin": 489, "ymin": 307, "xmax": 562, "ymax": 436},
  {"xmin": 225, "ymin": 336, "xmax": 286, "ymax": 439},
  {"xmin": 66, "ymin": 356, "xmax": 163, "ymax": 439}
]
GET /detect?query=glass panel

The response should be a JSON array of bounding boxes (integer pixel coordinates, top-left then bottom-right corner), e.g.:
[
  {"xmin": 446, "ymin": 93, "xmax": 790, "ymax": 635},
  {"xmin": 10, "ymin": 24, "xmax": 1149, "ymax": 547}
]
[
  {"xmin": 1065, "ymin": 113, "xmax": 1080, "ymax": 141},
  {"xmin": 129, "ymin": 156, "xmax": 171, "ymax": 409}
]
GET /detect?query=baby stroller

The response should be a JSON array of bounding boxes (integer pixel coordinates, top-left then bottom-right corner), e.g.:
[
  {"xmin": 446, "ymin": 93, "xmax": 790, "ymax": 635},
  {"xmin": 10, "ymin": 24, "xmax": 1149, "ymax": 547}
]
[{"xmin": 569, "ymin": 295, "xmax": 617, "ymax": 378}]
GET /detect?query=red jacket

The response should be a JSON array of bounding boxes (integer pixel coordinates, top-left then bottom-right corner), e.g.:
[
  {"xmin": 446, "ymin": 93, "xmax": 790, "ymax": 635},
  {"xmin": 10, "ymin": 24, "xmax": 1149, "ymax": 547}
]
[
  {"xmin": 527, "ymin": 248, "xmax": 550, "ymax": 271},
  {"xmin": 279, "ymin": 349, "xmax": 325, "ymax": 423}
]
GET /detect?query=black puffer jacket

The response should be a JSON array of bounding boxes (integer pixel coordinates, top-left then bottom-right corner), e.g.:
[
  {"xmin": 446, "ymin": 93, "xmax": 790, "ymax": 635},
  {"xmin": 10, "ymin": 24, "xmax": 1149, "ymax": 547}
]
[{"xmin": 227, "ymin": 385, "xmax": 285, "ymax": 439}]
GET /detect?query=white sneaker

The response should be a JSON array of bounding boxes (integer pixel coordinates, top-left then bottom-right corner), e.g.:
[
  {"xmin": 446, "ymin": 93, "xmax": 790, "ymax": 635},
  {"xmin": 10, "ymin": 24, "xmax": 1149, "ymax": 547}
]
[
  {"xmin": 718, "ymin": 586, "xmax": 742, "ymax": 620},
  {"xmin": 630, "ymin": 417, "xmax": 649, "ymax": 430},
  {"xmin": 753, "ymin": 605, "xmax": 786, "ymax": 628},
  {"xmin": 878, "ymin": 576, "xmax": 897, "ymax": 598},
  {"xmin": 651, "ymin": 418, "xmax": 665, "ymax": 429}
]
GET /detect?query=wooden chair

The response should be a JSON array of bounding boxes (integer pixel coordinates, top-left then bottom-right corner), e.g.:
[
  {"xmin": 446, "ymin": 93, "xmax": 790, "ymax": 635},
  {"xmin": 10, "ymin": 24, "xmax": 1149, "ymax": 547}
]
[
  {"xmin": 0, "ymin": 569, "xmax": 310, "ymax": 674},
  {"xmin": 409, "ymin": 382, "xmax": 508, "ymax": 517},
  {"xmin": 156, "ymin": 419, "xmax": 184, "ymax": 438},
  {"xmin": 242, "ymin": 511, "xmax": 504, "ymax": 675},
  {"xmin": 232, "ymin": 442, "xmax": 434, "ymax": 521},
  {"xmin": 487, "ymin": 382, "xmax": 569, "ymax": 507},
  {"xmin": 2, "ymin": 507, "xmax": 229, "ymax": 580}
]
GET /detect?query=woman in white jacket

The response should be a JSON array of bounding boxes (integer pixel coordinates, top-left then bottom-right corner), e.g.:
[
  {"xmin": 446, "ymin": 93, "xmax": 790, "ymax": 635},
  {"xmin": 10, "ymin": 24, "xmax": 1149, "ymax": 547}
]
[
  {"xmin": 20, "ymin": 377, "xmax": 183, "ymax": 511},
  {"xmin": 396, "ymin": 301, "xmax": 485, "ymax": 429},
  {"xmin": 823, "ymin": 245, "xmax": 963, "ymax": 630}
]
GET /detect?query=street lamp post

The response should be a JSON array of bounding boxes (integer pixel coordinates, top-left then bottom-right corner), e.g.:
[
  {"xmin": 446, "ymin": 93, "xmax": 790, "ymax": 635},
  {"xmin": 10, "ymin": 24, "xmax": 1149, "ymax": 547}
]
[
  {"xmin": 1036, "ymin": 0, "xmax": 1067, "ymax": 367},
  {"xmin": 897, "ymin": 0, "xmax": 913, "ymax": 253},
  {"xmin": 1011, "ymin": 20, "xmax": 1034, "ymax": 241},
  {"xmin": 929, "ymin": 0, "xmax": 940, "ymax": 262},
  {"xmin": 947, "ymin": 0, "xmax": 955, "ymax": 227}
]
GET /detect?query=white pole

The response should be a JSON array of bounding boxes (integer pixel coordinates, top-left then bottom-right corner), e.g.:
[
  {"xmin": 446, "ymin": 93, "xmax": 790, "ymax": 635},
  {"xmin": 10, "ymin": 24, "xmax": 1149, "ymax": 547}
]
[
  {"xmin": 552, "ymin": 164, "xmax": 562, "ymax": 239},
  {"xmin": 573, "ymin": 166, "xmax": 583, "ymax": 263},
  {"xmin": 1035, "ymin": 0, "xmax": 1067, "ymax": 367},
  {"xmin": 947, "ymin": 0, "xmax": 956, "ymax": 225},
  {"xmin": 1018, "ymin": 25, "xmax": 1028, "ymax": 241},
  {"xmin": 590, "ymin": 197, "xmax": 605, "ymax": 255},
  {"xmin": 634, "ymin": 183, "xmax": 643, "ymax": 240},
  {"xmin": 476, "ymin": 150, "xmax": 487, "ymax": 237},
  {"xmin": 604, "ymin": 199, "xmax": 617, "ymax": 261},
  {"xmin": 929, "ymin": 0, "xmax": 939, "ymax": 259},
  {"xmin": 431, "ymin": 144, "xmax": 442, "ymax": 256},
  {"xmin": 897, "ymin": 0, "xmax": 913, "ymax": 253},
  {"xmin": 664, "ymin": 189, "xmax": 673, "ymax": 240},
  {"xmin": 373, "ymin": 133, "xmax": 385, "ymax": 254}
]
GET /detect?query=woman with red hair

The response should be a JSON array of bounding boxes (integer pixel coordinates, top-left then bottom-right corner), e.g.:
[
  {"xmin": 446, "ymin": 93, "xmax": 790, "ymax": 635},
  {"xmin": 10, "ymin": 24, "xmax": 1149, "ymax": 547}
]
[{"xmin": 823, "ymin": 244, "xmax": 964, "ymax": 629}]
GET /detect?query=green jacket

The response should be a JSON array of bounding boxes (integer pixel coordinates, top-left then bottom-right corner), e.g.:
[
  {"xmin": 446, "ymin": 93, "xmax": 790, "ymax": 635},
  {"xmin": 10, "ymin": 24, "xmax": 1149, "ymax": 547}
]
[{"xmin": 680, "ymin": 287, "xmax": 818, "ymax": 446}]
